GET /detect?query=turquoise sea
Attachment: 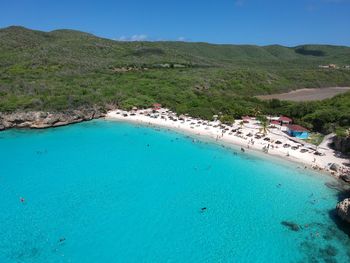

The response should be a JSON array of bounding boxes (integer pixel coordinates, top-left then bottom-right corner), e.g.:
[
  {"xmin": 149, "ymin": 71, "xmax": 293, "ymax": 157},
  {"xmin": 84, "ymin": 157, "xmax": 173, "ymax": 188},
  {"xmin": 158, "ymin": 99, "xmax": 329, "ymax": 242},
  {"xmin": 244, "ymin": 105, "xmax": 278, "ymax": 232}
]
[{"xmin": 0, "ymin": 120, "xmax": 349, "ymax": 263}]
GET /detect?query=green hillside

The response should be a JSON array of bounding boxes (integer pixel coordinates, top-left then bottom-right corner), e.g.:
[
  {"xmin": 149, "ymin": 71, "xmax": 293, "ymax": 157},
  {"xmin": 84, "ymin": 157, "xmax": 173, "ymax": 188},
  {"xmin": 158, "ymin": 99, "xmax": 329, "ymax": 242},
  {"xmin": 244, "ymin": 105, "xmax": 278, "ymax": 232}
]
[{"xmin": 0, "ymin": 26, "xmax": 350, "ymax": 133}]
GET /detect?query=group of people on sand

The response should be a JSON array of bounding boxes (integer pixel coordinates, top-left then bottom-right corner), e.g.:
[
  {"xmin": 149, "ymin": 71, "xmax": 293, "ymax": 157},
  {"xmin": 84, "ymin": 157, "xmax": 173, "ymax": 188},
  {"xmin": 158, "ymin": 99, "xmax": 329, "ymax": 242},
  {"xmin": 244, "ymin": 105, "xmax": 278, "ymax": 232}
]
[{"xmin": 109, "ymin": 108, "xmax": 349, "ymax": 177}]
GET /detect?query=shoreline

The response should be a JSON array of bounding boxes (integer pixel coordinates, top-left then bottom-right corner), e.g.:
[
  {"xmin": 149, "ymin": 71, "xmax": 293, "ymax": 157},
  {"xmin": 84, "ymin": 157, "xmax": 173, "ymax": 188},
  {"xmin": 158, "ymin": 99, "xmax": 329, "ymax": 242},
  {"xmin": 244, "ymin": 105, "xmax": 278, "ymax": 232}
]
[
  {"xmin": 105, "ymin": 118, "xmax": 330, "ymax": 179},
  {"xmin": 1, "ymin": 108, "xmax": 348, "ymax": 179},
  {"xmin": 105, "ymin": 109, "xmax": 350, "ymax": 179}
]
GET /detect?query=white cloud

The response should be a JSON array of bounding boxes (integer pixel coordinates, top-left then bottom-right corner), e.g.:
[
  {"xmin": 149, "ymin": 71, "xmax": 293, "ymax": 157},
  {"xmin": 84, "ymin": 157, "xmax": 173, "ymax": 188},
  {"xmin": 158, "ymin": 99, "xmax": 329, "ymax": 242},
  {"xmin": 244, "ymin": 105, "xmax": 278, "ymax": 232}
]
[
  {"xmin": 177, "ymin": 36, "xmax": 186, "ymax": 41},
  {"xmin": 117, "ymin": 34, "xmax": 148, "ymax": 41},
  {"xmin": 130, "ymin": 34, "xmax": 148, "ymax": 41}
]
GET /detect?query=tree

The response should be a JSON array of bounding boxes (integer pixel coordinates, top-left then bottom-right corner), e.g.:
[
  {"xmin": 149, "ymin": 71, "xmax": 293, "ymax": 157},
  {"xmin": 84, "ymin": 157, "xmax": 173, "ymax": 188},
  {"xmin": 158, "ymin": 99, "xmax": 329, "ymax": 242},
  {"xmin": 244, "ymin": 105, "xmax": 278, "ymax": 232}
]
[
  {"xmin": 220, "ymin": 115, "xmax": 234, "ymax": 125},
  {"xmin": 257, "ymin": 115, "xmax": 269, "ymax": 135},
  {"xmin": 269, "ymin": 99, "xmax": 282, "ymax": 109}
]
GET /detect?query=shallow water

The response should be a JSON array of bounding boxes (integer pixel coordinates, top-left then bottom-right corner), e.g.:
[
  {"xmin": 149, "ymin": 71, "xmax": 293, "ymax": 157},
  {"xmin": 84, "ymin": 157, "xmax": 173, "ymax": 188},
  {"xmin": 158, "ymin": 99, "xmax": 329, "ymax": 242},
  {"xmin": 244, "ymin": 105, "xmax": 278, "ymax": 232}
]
[{"xmin": 0, "ymin": 120, "xmax": 349, "ymax": 263}]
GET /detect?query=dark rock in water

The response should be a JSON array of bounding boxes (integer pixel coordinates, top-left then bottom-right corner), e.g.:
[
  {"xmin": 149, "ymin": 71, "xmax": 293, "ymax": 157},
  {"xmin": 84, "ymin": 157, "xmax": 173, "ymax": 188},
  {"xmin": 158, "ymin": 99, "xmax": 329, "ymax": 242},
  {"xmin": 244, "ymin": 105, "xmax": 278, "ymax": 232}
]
[
  {"xmin": 336, "ymin": 198, "xmax": 350, "ymax": 224},
  {"xmin": 319, "ymin": 245, "xmax": 338, "ymax": 257},
  {"xmin": 341, "ymin": 174, "xmax": 350, "ymax": 183},
  {"xmin": 322, "ymin": 233, "xmax": 332, "ymax": 241},
  {"xmin": 325, "ymin": 182, "xmax": 349, "ymax": 192},
  {"xmin": 281, "ymin": 221, "xmax": 301, "ymax": 232}
]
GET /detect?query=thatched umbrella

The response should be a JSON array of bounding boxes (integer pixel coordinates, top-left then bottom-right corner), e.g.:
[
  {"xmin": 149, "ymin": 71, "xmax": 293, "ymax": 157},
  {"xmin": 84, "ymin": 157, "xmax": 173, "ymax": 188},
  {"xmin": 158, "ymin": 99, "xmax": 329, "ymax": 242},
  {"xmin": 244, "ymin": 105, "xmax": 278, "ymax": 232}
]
[{"xmin": 179, "ymin": 114, "xmax": 186, "ymax": 120}]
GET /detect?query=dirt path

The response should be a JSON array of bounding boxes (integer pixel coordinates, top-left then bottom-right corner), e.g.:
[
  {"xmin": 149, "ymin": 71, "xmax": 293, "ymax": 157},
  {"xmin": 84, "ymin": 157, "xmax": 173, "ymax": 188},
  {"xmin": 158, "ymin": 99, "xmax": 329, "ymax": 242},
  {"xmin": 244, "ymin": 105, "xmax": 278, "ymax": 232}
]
[{"xmin": 257, "ymin": 87, "xmax": 350, "ymax": 101}]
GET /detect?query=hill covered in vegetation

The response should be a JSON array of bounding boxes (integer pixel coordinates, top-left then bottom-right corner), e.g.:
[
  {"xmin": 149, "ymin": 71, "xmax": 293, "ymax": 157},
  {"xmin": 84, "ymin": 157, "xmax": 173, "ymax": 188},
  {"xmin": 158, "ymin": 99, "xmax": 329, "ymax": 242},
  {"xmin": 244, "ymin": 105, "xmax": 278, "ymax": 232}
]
[{"xmin": 0, "ymin": 26, "xmax": 350, "ymax": 134}]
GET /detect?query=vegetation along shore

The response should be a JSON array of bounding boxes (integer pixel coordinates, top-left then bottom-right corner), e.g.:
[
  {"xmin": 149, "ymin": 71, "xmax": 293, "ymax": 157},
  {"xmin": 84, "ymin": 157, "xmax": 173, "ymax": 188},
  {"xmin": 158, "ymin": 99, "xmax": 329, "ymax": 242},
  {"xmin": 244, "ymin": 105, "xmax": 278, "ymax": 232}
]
[{"xmin": 1, "ymin": 26, "xmax": 349, "ymax": 150}]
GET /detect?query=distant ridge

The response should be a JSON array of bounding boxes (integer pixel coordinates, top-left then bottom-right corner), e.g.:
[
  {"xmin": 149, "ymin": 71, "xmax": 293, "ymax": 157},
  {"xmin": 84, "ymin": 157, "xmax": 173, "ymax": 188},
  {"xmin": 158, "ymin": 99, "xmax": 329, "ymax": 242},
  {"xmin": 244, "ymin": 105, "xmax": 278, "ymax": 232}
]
[{"xmin": 1, "ymin": 26, "xmax": 350, "ymax": 68}]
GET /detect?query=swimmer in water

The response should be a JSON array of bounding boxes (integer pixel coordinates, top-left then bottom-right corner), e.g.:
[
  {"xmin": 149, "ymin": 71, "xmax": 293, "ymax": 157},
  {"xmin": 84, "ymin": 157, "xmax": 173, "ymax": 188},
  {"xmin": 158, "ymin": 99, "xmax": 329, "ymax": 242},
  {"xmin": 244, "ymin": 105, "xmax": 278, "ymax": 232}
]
[{"xmin": 20, "ymin": 197, "xmax": 25, "ymax": 203}]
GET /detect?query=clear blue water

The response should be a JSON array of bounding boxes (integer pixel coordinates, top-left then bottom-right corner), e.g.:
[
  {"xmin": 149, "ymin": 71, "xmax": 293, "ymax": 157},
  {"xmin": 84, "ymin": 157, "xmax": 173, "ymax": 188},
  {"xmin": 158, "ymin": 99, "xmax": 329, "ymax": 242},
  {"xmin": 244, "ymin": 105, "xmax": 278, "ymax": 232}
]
[{"xmin": 0, "ymin": 120, "xmax": 349, "ymax": 263}]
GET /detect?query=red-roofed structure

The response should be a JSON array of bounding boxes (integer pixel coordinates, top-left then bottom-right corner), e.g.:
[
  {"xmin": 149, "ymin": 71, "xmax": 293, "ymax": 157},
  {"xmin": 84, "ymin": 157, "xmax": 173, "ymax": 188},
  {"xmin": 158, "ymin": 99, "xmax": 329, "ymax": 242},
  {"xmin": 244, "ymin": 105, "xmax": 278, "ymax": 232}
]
[
  {"xmin": 270, "ymin": 120, "xmax": 280, "ymax": 126},
  {"xmin": 286, "ymin": 124, "xmax": 309, "ymax": 139},
  {"xmin": 153, "ymin": 103, "xmax": 162, "ymax": 110},
  {"xmin": 242, "ymin": 116, "xmax": 251, "ymax": 123},
  {"xmin": 278, "ymin": 116, "xmax": 292, "ymax": 124},
  {"xmin": 286, "ymin": 124, "xmax": 308, "ymax": 132}
]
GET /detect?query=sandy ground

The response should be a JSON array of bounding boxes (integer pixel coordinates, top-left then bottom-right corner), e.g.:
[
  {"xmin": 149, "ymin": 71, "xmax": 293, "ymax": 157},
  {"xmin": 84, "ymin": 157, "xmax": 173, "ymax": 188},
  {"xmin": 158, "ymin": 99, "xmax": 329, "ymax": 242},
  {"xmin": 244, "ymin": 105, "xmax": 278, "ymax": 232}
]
[
  {"xmin": 257, "ymin": 87, "xmax": 350, "ymax": 101},
  {"xmin": 105, "ymin": 109, "xmax": 349, "ymax": 178}
]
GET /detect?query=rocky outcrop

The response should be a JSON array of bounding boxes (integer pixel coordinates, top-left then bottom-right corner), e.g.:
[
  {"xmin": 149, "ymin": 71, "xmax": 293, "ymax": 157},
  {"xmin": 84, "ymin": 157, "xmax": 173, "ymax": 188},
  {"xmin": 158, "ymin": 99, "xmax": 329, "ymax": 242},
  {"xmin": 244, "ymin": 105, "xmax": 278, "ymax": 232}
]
[
  {"xmin": 341, "ymin": 174, "xmax": 350, "ymax": 183},
  {"xmin": 330, "ymin": 163, "xmax": 340, "ymax": 172},
  {"xmin": 0, "ymin": 108, "xmax": 106, "ymax": 131},
  {"xmin": 333, "ymin": 135, "xmax": 350, "ymax": 155},
  {"xmin": 336, "ymin": 198, "xmax": 350, "ymax": 223}
]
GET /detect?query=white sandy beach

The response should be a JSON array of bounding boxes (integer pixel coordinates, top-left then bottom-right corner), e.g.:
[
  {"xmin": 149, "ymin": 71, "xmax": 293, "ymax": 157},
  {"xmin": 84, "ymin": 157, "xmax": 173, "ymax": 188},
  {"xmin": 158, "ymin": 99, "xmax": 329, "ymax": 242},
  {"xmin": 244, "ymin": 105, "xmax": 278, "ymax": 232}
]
[{"xmin": 105, "ymin": 108, "xmax": 350, "ymax": 178}]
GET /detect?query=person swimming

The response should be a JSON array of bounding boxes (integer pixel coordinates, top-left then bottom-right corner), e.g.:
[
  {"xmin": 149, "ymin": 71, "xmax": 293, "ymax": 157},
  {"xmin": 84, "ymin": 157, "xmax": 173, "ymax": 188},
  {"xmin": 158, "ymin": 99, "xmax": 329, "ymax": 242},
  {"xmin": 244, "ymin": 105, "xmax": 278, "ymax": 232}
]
[{"xmin": 20, "ymin": 197, "xmax": 25, "ymax": 203}]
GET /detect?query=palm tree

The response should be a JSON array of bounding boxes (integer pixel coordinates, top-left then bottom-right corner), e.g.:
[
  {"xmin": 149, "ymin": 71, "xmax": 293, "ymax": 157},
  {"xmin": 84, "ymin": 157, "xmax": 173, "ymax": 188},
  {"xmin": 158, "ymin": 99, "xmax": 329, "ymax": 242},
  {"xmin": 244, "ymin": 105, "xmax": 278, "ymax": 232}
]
[
  {"xmin": 253, "ymin": 106, "xmax": 261, "ymax": 117},
  {"xmin": 259, "ymin": 119, "xmax": 269, "ymax": 135}
]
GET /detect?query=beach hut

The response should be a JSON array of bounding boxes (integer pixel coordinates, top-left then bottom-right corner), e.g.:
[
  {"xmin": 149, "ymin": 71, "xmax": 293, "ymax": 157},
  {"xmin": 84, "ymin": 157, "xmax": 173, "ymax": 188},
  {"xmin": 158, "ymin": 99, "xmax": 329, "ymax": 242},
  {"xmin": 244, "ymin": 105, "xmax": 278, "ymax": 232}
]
[
  {"xmin": 130, "ymin": 106, "xmax": 138, "ymax": 115},
  {"xmin": 242, "ymin": 116, "xmax": 251, "ymax": 123},
  {"xmin": 270, "ymin": 120, "xmax": 281, "ymax": 128},
  {"xmin": 153, "ymin": 103, "xmax": 162, "ymax": 111},
  {"xmin": 178, "ymin": 114, "xmax": 186, "ymax": 121},
  {"xmin": 278, "ymin": 116, "xmax": 292, "ymax": 125},
  {"xmin": 286, "ymin": 124, "xmax": 309, "ymax": 139}
]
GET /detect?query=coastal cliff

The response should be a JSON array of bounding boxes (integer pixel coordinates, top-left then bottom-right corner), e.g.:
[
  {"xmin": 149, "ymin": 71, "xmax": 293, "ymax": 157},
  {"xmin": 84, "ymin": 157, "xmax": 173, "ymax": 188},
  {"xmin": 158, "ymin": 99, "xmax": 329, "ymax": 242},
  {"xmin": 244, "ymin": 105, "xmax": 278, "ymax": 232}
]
[
  {"xmin": 0, "ymin": 108, "xmax": 106, "ymax": 131},
  {"xmin": 333, "ymin": 135, "xmax": 350, "ymax": 155}
]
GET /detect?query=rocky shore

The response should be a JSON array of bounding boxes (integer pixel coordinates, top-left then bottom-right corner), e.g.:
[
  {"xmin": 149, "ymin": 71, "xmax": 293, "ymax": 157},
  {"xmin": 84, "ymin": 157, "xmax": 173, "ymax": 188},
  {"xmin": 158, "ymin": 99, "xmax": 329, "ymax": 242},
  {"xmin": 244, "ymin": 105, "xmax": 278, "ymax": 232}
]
[
  {"xmin": 336, "ymin": 198, "xmax": 350, "ymax": 224},
  {"xmin": 0, "ymin": 108, "xmax": 106, "ymax": 131},
  {"xmin": 333, "ymin": 135, "xmax": 350, "ymax": 155}
]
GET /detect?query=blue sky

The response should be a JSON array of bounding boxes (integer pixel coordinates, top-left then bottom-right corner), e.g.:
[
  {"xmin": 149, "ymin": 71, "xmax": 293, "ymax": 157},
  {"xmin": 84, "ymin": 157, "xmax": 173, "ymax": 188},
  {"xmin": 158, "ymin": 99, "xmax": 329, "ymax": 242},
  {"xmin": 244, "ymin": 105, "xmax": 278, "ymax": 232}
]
[{"xmin": 0, "ymin": 0, "xmax": 349, "ymax": 46}]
